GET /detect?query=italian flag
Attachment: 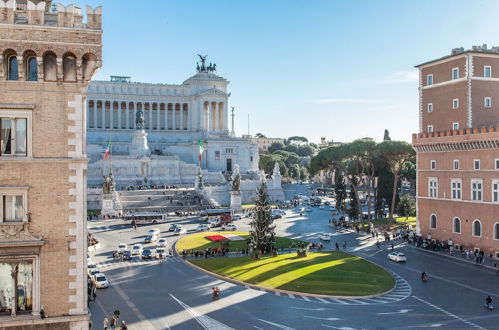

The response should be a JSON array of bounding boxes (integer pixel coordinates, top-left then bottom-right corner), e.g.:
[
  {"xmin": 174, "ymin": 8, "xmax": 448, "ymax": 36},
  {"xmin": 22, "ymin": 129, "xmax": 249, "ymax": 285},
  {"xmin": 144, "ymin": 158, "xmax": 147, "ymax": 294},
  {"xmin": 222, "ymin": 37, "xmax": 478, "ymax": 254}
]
[
  {"xmin": 198, "ymin": 140, "xmax": 204, "ymax": 162},
  {"xmin": 103, "ymin": 138, "xmax": 111, "ymax": 160}
]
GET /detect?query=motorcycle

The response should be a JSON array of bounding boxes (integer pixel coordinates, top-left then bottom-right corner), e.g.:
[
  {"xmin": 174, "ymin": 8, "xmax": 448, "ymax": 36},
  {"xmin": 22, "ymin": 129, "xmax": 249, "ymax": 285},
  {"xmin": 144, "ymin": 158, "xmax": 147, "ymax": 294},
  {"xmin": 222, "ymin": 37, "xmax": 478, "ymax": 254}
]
[{"xmin": 212, "ymin": 287, "xmax": 220, "ymax": 299}]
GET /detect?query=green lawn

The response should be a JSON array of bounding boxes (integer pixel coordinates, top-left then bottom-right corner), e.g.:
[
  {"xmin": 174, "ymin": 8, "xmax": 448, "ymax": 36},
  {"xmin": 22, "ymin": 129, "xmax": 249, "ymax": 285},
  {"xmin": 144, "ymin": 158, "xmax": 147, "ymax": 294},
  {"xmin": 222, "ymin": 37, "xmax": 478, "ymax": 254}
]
[
  {"xmin": 360, "ymin": 216, "xmax": 416, "ymax": 231},
  {"xmin": 191, "ymin": 252, "xmax": 394, "ymax": 296},
  {"xmin": 176, "ymin": 231, "xmax": 306, "ymax": 253}
]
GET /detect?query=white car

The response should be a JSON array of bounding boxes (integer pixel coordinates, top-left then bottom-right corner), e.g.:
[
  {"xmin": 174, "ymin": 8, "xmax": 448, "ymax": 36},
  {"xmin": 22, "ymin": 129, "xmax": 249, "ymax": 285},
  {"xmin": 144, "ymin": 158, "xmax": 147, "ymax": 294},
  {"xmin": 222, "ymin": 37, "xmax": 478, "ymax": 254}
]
[
  {"xmin": 221, "ymin": 224, "xmax": 238, "ymax": 231},
  {"xmin": 94, "ymin": 273, "xmax": 109, "ymax": 288},
  {"xmin": 155, "ymin": 248, "xmax": 166, "ymax": 259},
  {"xmin": 232, "ymin": 215, "xmax": 242, "ymax": 220},
  {"xmin": 157, "ymin": 238, "xmax": 167, "ymax": 247},
  {"xmin": 88, "ymin": 267, "xmax": 100, "ymax": 279},
  {"xmin": 196, "ymin": 224, "xmax": 211, "ymax": 232},
  {"xmin": 131, "ymin": 244, "xmax": 143, "ymax": 255},
  {"xmin": 387, "ymin": 252, "xmax": 407, "ymax": 262},
  {"xmin": 147, "ymin": 228, "xmax": 160, "ymax": 236},
  {"xmin": 295, "ymin": 207, "xmax": 305, "ymax": 213},
  {"xmin": 174, "ymin": 227, "xmax": 187, "ymax": 236},
  {"xmin": 117, "ymin": 243, "xmax": 127, "ymax": 253},
  {"xmin": 319, "ymin": 233, "xmax": 331, "ymax": 241}
]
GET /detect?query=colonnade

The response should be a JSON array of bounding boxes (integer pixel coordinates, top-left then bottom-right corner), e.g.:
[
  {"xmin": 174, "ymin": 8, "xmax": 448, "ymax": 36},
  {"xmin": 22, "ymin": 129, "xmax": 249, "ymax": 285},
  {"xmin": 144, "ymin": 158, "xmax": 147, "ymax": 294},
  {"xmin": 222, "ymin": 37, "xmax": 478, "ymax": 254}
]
[
  {"xmin": 203, "ymin": 101, "xmax": 225, "ymax": 131},
  {"xmin": 87, "ymin": 100, "xmax": 190, "ymax": 131}
]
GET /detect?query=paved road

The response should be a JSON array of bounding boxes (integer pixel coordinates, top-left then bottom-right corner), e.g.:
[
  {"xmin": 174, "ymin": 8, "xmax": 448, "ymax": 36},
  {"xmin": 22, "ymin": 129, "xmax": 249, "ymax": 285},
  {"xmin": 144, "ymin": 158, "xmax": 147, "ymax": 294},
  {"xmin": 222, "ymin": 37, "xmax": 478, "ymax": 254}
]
[{"xmin": 88, "ymin": 184, "xmax": 499, "ymax": 329}]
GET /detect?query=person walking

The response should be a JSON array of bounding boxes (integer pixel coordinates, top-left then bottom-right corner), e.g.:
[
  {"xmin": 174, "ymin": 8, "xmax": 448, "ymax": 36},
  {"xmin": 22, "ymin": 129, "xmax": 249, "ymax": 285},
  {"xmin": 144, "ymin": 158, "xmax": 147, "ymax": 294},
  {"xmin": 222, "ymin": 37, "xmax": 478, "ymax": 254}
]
[
  {"xmin": 335, "ymin": 242, "xmax": 339, "ymax": 251},
  {"xmin": 343, "ymin": 241, "xmax": 347, "ymax": 250},
  {"xmin": 120, "ymin": 321, "xmax": 128, "ymax": 330},
  {"xmin": 103, "ymin": 317, "xmax": 109, "ymax": 330}
]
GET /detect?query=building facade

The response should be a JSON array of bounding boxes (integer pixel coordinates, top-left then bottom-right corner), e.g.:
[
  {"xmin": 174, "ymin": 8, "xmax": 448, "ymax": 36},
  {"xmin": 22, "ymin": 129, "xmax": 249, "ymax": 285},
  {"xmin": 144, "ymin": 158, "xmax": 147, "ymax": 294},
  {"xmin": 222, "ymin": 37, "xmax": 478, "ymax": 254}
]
[
  {"xmin": 86, "ymin": 71, "xmax": 260, "ymax": 188},
  {"xmin": 414, "ymin": 45, "xmax": 499, "ymax": 257},
  {"xmin": 241, "ymin": 135, "xmax": 285, "ymax": 152},
  {"xmin": 0, "ymin": 1, "xmax": 101, "ymax": 328}
]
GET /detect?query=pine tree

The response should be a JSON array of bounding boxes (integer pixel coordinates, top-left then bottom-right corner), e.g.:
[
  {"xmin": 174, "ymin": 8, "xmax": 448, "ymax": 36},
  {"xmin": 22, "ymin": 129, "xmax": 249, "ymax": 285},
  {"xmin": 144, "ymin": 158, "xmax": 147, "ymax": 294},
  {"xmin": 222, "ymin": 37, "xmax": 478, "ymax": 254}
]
[
  {"xmin": 249, "ymin": 181, "xmax": 276, "ymax": 256},
  {"xmin": 334, "ymin": 170, "xmax": 347, "ymax": 212},
  {"xmin": 347, "ymin": 177, "xmax": 359, "ymax": 221}
]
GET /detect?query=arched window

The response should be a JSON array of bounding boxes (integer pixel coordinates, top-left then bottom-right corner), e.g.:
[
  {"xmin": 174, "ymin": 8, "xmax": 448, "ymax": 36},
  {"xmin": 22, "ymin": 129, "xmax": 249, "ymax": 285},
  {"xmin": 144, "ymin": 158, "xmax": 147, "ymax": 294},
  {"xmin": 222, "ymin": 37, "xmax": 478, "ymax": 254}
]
[
  {"xmin": 453, "ymin": 217, "xmax": 461, "ymax": 234},
  {"xmin": 26, "ymin": 56, "xmax": 37, "ymax": 81},
  {"xmin": 494, "ymin": 223, "xmax": 499, "ymax": 240},
  {"xmin": 7, "ymin": 55, "xmax": 18, "ymax": 81},
  {"xmin": 472, "ymin": 219, "xmax": 482, "ymax": 237},
  {"xmin": 430, "ymin": 214, "xmax": 437, "ymax": 229},
  {"xmin": 43, "ymin": 53, "xmax": 57, "ymax": 82},
  {"xmin": 63, "ymin": 54, "xmax": 77, "ymax": 82},
  {"xmin": 81, "ymin": 53, "xmax": 97, "ymax": 82}
]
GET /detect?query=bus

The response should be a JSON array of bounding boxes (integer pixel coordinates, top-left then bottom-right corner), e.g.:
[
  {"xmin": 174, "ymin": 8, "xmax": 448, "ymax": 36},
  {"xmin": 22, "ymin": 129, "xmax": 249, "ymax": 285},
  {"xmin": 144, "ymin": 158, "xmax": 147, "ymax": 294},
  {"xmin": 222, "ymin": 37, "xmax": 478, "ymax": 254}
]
[
  {"xmin": 122, "ymin": 212, "xmax": 167, "ymax": 225},
  {"xmin": 199, "ymin": 209, "xmax": 234, "ymax": 227}
]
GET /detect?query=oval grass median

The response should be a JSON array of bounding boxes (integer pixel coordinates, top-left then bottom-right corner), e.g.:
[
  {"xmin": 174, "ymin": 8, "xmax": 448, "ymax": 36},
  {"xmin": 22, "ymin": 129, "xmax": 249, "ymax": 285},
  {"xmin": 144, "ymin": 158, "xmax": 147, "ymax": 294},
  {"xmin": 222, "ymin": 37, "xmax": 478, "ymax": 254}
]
[{"xmin": 177, "ymin": 232, "xmax": 395, "ymax": 297}]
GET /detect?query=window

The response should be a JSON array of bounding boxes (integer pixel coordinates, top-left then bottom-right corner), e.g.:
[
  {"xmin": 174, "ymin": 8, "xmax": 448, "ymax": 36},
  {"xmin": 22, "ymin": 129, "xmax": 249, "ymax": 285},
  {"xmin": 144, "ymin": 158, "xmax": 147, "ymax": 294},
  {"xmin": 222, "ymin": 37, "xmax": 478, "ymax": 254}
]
[
  {"xmin": 427, "ymin": 103, "xmax": 433, "ymax": 112},
  {"xmin": 224, "ymin": 148, "xmax": 234, "ymax": 154},
  {"xmin": 484, "ymin": 65, "xmax": 492, "ymax": 78},
  {"xmin": 452, "ymin": 122, "xmax": 459, "ymax": 130},
  {"xmin": 427, "ymin": 125, "xmax": 433, "ymax": 133},
  {"xmin": 495, "ymin": 159, "xmax": 499, "ymax": 170},
  {"xmin": 428, "ymin": 178, "xmax": 438, "ymax": 198},
  {"xmin": 453, "ymin": 217, "xmax": 461, "ymax": 234},
  {"xmin": 430, "ymin": 160, "xmax": 436, "ymax": 169},
  {"xmin": 453, "ymin": 98, "xmax": 459, "ymax": 109},
  {"xmin": 492, "ymin": 180, "xmax": 499, "ymax": 202},
  {"xmin": 0, "ymin": 188, "xmax": 28, "ymax": 222},
  {"xmin": 0, "ymin": 261, "xmax": 33, "ymax": 316},
  {"xmin": 0, "ymin": 117, "xmax": 27, "ymax": 156},
  {"xmin": 451, "ymin": 179, "xmax": 462, "ymax": 200},
  {"xmin": 485, "ymin": 97, "xmax": 492, "ymax": 108},
  {"xmin": 453, "ymin": 160, "xmax": 460, "ymax": 170},
  {"xmin": 471, "ymin": 179, "xmax": 483, "ymax": 201},
  {"xmin": 494, "ymin": 223, "xmax": 499, "ymax": 240},
  {"xmin": 26, "ymin": 57, "xmax": 37, "ymax": 81},
  {"xmin": 472, "ymin": 219, "xmax": 482, "ymax": 237},
  {"xmin": 43, "ymin": 53, "xmax": 57, "ymax": 82},
  {"xmin": 427, "ymin": 74, "xmax": 433, "ymax": 86},
  {"xmin": 7, "ymin": 55, "xmax": 19, "ymax": 81},
  {"xmin": 250, "ymin": 156, "xmax": 253, "ymax": 162},
  {"xmin": 452, "ymin": 67, "xmax": 459, "ymax": 80},
  {"xmin": 474, "ymin": 159, "xmax": 480, "ymax": 170},
  {"xmin": 63, "ymin": 54, "xmax": 77, "ymax": 82},
  {"xmin": 430, "ymin": 214, "xmax": 437, "ymax": 229}
]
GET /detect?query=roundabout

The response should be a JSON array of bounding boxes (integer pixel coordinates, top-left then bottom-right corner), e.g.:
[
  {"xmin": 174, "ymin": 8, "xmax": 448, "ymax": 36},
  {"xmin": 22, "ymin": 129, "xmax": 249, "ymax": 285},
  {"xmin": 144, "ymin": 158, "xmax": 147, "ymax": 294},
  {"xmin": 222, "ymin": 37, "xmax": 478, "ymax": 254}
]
[{"xmin": 177, "ymin": 232, "xmax": 395, "ymax": 298}]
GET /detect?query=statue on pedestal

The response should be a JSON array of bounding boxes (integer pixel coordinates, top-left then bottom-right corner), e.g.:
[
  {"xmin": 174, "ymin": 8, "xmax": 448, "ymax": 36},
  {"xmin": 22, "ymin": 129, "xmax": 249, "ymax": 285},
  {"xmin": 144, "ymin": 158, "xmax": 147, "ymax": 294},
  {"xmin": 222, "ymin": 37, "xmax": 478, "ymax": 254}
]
[
  {"xmin": 272, "ymin": 162, "xmax": 281, "ymax": 177},
  {"xmin": 231, "ymin": 164, "xmax": 241, "ymax": 192},
  {"xmin": 135, "ymin": 109, "xmax": 145, "ymax": 130},
  {"xmin": 102, "ymin": 173, "xmax": 115, "ymax": 194}
]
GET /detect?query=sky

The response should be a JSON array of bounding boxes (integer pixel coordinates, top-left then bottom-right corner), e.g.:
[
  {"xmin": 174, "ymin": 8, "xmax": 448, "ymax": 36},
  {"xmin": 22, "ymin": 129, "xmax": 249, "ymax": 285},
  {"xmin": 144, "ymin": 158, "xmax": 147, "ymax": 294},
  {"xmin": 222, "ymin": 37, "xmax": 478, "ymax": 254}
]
[{"xmin": 65, "ymin": 0, "xmax": 499, "ymax": 143}]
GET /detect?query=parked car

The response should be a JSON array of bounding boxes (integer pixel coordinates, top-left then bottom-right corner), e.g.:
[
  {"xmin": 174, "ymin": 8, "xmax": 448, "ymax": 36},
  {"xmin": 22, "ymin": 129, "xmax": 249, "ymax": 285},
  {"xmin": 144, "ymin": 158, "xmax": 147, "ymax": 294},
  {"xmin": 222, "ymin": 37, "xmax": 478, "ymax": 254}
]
[
  {"xmin": 168, "ymin": 224, "xmax": 181, "ymax": 232},
  {"xmin": 174, "ymin": 227, "xmax": 187, "ymax": 236},
  {"xmin": 221, "ymin": 224, "xmax": 238, "ymax": 231},
  {"xmin": 131, "ymin": 244, "xmax": 143, "ymax": 255},
  {"xmin": 157, "ymin": 238, "xmax": 167, "ymax": 247},
  {"xmin": 145, "ymin": 234, "xmax": 158, "ymax": 243},
  {"xmin": 122, "ymin": 250, "xmax": 132, "ymax": 261},
  {"xmin": 232, "ymin": 215, "xmax": 242, "ymax": 220},
  {"xmin": 94, "ymin": 273, "xmax": 109, "ymax": 288},
  {"xmin": 388, "ymin": 252, "xmax": 407, "ymax": 262},
  {"xmin": 117, "ymin": 243, "xmax": 127, "ymax": 253},
  {"xmin": 319, "ymin": 233, "xmax": 331, "ymax": 241},
  {"xmin": 141, "ymin": 248, "xmax": 153, "ymax": 259},
  {"xmin": 155, "ymin": 248, "xmax": 166, "ymax": 259},
  {"xmin": 196, "ymin": 224, "xmax": 211, "ymax": 232},
  {"xmin": 88, "ymin": 267, "xmax": 100, "ymax": 279}
]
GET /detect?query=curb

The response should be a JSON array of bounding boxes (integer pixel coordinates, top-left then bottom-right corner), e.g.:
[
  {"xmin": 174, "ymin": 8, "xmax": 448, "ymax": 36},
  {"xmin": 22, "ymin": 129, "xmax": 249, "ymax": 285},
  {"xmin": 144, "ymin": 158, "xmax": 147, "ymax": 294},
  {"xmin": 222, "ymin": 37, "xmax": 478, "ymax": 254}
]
[{"xmin": 174, "ymin": 241, "xmax": 397, "ymax": 301}]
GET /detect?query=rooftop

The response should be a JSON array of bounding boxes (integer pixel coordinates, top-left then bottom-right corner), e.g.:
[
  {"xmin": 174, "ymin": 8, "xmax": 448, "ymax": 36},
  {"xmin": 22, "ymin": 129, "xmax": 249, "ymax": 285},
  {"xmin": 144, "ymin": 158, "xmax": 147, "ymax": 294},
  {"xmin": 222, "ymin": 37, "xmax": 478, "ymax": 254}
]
[{"xmin": 415, "ymin": 44, "xmax": 499, "ymax": 68}]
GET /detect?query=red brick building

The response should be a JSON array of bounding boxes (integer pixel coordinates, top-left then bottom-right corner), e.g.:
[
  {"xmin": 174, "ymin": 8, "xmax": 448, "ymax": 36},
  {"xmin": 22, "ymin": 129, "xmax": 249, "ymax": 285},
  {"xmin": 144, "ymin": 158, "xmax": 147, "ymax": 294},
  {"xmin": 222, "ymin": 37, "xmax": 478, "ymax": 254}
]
[{"xmin": 413, "ymin": 45, "xmax": 499, "ymax": 257}]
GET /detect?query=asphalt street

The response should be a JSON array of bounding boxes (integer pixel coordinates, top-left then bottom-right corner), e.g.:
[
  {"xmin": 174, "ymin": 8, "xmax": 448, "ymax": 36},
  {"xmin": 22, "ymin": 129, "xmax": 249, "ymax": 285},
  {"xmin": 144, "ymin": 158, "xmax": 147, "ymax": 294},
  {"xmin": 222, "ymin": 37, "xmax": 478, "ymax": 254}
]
[{"xmin": 88, "ymin": 184, "xmax": 499, "ymax": 329}]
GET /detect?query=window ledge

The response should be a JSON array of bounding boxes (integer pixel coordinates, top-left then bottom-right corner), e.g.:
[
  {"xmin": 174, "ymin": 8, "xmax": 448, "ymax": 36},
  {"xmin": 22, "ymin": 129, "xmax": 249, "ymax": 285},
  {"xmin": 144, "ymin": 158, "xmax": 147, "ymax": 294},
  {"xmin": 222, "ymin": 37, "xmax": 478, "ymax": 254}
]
[{"xmin": 0, "ymin": 103, "xmax": 36, "ymax": 110}]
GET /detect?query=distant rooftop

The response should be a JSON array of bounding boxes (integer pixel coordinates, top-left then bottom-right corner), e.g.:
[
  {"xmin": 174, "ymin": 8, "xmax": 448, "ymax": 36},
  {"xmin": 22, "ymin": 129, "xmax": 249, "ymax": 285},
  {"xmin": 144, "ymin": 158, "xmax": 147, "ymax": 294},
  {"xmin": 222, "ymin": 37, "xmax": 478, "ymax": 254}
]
[{"xmin": 415, "ymin": 44, "xmax": 499, "ymax": 67}]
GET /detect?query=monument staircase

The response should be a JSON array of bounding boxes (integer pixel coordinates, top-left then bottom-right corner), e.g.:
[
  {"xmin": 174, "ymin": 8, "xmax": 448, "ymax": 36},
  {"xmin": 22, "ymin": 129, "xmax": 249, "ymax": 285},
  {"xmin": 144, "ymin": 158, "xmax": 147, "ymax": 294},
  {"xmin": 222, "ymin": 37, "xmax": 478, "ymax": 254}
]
[{"xmin": 117, "ymin": 188, "xmax": 213, "ymax": 212}]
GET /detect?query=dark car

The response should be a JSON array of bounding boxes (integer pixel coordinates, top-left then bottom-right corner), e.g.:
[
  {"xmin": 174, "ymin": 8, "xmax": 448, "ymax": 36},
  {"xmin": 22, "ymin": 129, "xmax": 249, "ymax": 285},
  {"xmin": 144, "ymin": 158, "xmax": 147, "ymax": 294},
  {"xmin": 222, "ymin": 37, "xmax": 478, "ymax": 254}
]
[
  {"xmin": 168, "ymin": 224, "xmax": 181, "ymax": 232},
  {"xmin": 271, "ymin": 214, "xmax": 282, "ymax": 220},
  {"xmin": 123, "ymin": 251, "xmax": 132, "ymax": 261},
  {"xmin": 141, "ymin": 248, "xmax": 152, "ymax": 260}
]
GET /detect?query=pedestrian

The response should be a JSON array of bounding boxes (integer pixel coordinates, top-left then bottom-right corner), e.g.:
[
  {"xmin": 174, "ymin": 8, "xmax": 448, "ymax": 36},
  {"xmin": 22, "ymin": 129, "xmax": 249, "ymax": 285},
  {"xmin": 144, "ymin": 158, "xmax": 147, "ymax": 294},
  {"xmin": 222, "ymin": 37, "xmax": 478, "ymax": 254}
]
[
  {"xmin": 343, "ymin": 241, "xmax": 347, "ymax": 249},
  {"xmin": 120, "ymin": 321, "xmax": 128, "ymax": 330},
  {"xmin": 103, "ymin": 317, "xmax": 109, "ymax": 330},
  {"xmin": 376, "ymin": 241, "xmax": 380, "ymax": 249},
  {"xmin": 391, "ymin": 242, "xmax": 394, "ymax": 251},
  {"xmin": 335, "ymin": 242, "xmax": 339, "ymax": 251}
]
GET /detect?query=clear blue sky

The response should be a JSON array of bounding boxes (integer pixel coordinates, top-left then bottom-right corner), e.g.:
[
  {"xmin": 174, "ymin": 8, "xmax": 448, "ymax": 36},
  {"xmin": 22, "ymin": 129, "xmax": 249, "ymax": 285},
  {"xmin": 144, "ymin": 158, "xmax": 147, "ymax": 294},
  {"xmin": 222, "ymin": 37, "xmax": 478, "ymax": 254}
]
[{"xmin": 66, "ymin": 0, "xmax": 499, "ymax": 143}]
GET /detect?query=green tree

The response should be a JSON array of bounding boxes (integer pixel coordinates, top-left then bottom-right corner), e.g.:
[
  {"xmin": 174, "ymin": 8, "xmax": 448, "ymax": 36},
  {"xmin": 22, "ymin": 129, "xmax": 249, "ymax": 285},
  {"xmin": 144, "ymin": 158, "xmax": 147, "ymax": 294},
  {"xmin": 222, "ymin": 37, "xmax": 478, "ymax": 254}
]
[
  {"xmin": 268, "ymin": 142, "xmax": 285, "ymax": 153},
  {"xmin": 295, "ymin": 144, "xmax": 314, "ymax": 157},
  {"xmin": 334, "ymin": 169, "xmax": 347, "ymax": 212},
  {"xmin": 300, "ymin": 166, "xmax": 309, "ymax": 181},
  {"xmin": 347, "ymin": 178, "xmax": 359, "ymax": 221},
  {"xmin": 249, "ymin": 181, "xmax": 276, "ymax": 255},
  {"xmin": 255, "ymin": 133, "xmax": 267, "ymax": 138},
  {"xmin": 287, "ymin": 136, "xmax": 309, "ymax": 145},
  {"xmin": 397, "ymin": 194, "xmax": 416, "ymax": 219},
  {"xmin": 378, "ymin": 141, "xmax": 415, "ymax": 221},
  {"xmin": 383, "ymin": 129, "xmax": 391, "ymax": 141}
]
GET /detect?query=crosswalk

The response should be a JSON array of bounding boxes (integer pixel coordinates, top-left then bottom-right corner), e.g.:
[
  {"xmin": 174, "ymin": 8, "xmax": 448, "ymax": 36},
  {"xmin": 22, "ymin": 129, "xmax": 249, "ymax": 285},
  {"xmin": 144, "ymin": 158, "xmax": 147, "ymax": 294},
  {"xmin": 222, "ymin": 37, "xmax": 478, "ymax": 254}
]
[{"xmin": 95, "ymin": 257, "xmax": 182, "ymax": 269}]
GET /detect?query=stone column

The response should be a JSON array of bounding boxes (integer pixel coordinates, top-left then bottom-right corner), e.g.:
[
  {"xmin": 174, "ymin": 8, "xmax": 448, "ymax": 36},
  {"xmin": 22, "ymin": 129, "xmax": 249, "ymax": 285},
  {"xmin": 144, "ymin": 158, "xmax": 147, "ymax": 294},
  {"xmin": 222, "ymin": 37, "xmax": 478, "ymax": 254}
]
[
  {"xmin": 223, "ymin": 102, "xmax": 229, "ymax": 133},
  {"xmin": 156, "ymin": 103, "xmax": 160, "ymax": 130},
  {"xmin": 180, "ymin": 104, "xmax": 184, "ymax": 130},
  {"xmin": 101, "ymin": 101, "xmax": 106, "ymax": 129},
  {"xmin": 133, "ymin": 102, "xmax": 137, "ymax": 130},
  {"xmin": 173, "ymin": 103, "xmax": 176, "ymax": 130},
  {"xmin": 214, "ymin": 102, "xmax": 218, "ymax": 131},
  {"xmin": 165, "ymin": 103, "xmax": 169, "ymax": 130},
  {"xmin": 109, "ymin": 102, "xmax": 114, "ymax": 130},
  {"xmin": 148, "ymin": 103, "xmax": 153, "ymax": 130},
  {"xmin": 93, "ymin": 101, "xmax": 97, "ymax": 129},
  {"xmin": 117, "ymin": 102, "xmax": 121, "ymax": 129},
  {"xmin": 125, "ymin": 102, "xmax": 130, "ymax": 129},
  {"xmin": 208, "ymin": 102, "xmax": 213, "ymax": 131}
]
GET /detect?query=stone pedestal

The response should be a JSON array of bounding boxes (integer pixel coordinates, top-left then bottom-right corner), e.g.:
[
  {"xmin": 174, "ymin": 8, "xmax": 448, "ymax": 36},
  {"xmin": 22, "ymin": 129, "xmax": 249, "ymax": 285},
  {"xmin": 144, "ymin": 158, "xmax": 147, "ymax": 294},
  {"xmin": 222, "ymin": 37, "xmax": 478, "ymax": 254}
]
[
  {"xmin": 129, "ymin": 129, "xmax": 150, "ymax": 157},
  {"xmin": 230, "ymin": 191, "xmax": 243, "ymax": 213},
  {"xmin": 101, "ymin": 192, "xmax": 121, "ymax": 216}
]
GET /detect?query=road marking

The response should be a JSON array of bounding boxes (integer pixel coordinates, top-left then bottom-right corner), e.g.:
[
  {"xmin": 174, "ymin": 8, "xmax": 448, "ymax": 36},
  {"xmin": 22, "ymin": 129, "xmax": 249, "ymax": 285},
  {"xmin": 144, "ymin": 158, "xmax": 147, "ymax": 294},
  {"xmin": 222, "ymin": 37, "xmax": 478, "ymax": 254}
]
[
  {"xmin": 332, "ymin": 299, "xmax": 348, "ymax": 305},
  {"xmin": 112, "ymin": 282, "xmax": 159, "ymax": 329},
  {"xmin": 288, "ymin": 293, "xmax": 295, "ymax": 299},
  {"xmin": 169, "ymin": 293, "xmax": 234, "ymax": 330},
  {"xmin": 291, "ymin": 307, "xmax": 328, "ymax": 311},
  {"xmin": 321, "ymin": 325, "xmax": 358, "ymax": 330},
  {"xmin": 377, "ymin": 309, "xmax": 411, "ymax": 315},
  {"xmin": 304, "ymin": 316, "xmax": 341, "ymax": 321},
  {"xmin": 275, "ymin": 291, "xmax": 281, "ymax": 296},
  {"xmin": 302, "ymin": 296, "xmax": 311, "ymax": 301},
  {"xmin": 412, "ymin": 295, "xmax": 486, "ymax": 330},
  {"xmin": 348, "ymin": 299, "xmax": 368, "ymax": 305},
  {"xmin": 316, "ymin": 297, "xmax": 331, "ymax": 304},
  {"xmin": 257, "ymin": 318, "xmax": 296, "ymax": 330}
]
